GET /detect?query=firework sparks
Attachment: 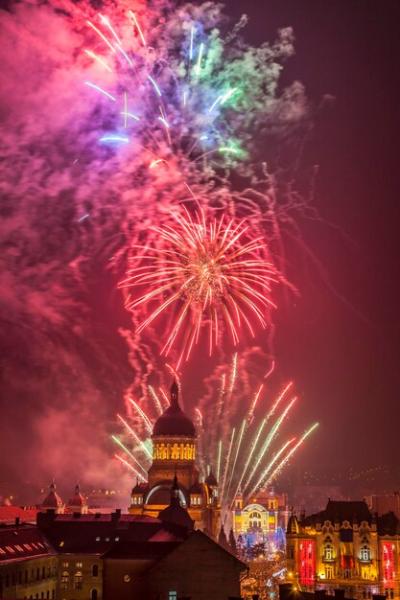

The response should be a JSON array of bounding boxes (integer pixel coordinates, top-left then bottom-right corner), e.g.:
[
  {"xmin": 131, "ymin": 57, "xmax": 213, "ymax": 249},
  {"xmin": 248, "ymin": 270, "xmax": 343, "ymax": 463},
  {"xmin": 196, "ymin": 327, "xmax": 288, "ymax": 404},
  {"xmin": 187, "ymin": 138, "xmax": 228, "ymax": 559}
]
[
  {"xmin": 114, "ymin": 356, "xmax": 317, "ymax": 519},
  {"xmin": 120, "ymin": 209, "xmax": 277, "ymax": 367}
]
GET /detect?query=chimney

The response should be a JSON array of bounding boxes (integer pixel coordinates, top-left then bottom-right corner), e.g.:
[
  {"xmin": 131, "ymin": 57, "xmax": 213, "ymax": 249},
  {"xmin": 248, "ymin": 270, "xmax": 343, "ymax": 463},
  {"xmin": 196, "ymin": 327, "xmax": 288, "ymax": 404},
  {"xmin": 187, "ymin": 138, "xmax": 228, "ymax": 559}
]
[
  {"xmin": 111, "ymin": 509, "xmax": 121, "ymax": 523},
  {"xmin": 37, "ymin": 509, "xmax": 56, "ymax": 529}
]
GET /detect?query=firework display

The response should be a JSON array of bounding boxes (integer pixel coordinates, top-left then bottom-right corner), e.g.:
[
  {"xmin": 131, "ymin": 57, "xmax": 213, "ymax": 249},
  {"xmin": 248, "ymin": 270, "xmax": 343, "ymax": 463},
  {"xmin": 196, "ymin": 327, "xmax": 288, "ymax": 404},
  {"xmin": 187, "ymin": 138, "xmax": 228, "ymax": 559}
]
[
  {"xmin": 0, "ymin": 0, "xmax": 316, "ymax": 493},
  {"xmin": 120, "ymin": 208, "xmax": 277, "ymax": 366},
  {"xmin": 74, "ymin": 1, "xmax": 308, "ymax": 366},
  {"xmin": 114, "ymin": 353, "xmax": 318, "ymax": 516}
]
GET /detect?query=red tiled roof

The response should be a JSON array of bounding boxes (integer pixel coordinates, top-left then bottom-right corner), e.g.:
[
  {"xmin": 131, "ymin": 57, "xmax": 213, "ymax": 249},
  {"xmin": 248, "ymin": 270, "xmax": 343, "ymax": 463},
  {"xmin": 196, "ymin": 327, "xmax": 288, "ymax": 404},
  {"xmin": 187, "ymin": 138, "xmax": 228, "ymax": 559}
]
[
  {"xmin": 0, "ymin": 525, "xmax": 54, "ymax": 563},
  {"xmin": 0, "ymin": 506, "xmax": 38, "ymax": 524}
]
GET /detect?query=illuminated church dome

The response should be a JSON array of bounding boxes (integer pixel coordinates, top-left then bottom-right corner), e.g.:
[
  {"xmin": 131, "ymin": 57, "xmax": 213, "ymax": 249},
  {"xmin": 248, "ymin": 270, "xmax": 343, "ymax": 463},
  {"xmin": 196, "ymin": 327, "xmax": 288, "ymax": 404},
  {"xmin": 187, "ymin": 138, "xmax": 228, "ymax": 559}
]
[{"xmin": 153, "ymin": 380, "xmax": 196, "ymax": 437}]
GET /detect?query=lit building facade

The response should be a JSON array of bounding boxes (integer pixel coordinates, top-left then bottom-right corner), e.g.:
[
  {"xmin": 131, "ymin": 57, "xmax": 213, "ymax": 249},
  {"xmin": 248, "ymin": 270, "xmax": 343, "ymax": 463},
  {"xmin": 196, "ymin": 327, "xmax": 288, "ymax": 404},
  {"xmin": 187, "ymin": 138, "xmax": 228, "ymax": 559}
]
[
  {"xmin": 233, "ymin": 488, "xmax": 289, "ymax": 556},
  {"xmin": 128, "ymin": 381, "xmax": 221, "ymax": 538},
  {"xmin": 286, "ymin": 500, "xmax": 400, "ymax": 600}
]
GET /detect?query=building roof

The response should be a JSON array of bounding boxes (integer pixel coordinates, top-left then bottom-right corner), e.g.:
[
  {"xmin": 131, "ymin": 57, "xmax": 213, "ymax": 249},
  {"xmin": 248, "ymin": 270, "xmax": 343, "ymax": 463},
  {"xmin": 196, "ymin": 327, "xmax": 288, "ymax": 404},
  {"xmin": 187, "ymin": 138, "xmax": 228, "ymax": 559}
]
[
  {"xmin": 37, "ymin": 510, "xmax": 188, "ymax": 554},
  {"xmin": 153, "ymin": 380, "xmax": 196, "ymax": 437},
  {"xmin": 205, "ymin": 471, "xmax": 218, "ymax": 487},
  {"xmin": 378, "ymin": 511, "xmax": 400, "ymax": 536},
  {"xmin": 102, "ymin": 540, "xmax": 181, "ymax": 560},
  {"xmin": 189, "ymin": 482, "xmax": 203, "ymax": 494},
  {"xmin": 132, "ymin": 480, "xmax": 149, "ymax": 494},
  {"xmin": 42, "ymin": 481, "xmax": 64, "ymax": 509},
  {"xmin": 0, "ymin": 524, "xmax": 54, "ymax": 563},
  {"xmin": 302, "ymin": 500, "xmax": 372, "ymax": 526},
  {"xmin": 158, "ymin": 476, "xmax": 194, "ymax": 531},
  {"xmin": 144, "ymin": 530, "xmax": 247, "ymax": 576},
  {"xmin": 0, "ymin": 506, "xmax": 38, "ymax": 525},
  {"xmin": 68, "ymin": 484, "xmax": 86, "ymax": 507}
]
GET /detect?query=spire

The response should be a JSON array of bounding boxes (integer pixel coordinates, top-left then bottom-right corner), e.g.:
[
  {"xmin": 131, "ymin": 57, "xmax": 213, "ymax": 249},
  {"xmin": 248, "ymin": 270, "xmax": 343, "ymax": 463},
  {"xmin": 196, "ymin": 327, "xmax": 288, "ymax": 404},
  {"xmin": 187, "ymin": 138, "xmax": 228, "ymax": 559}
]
[
  {"xmin": 171, "ymin": 474, "xmax": 180, "ymax": 506},
  {"xmin": 170, "ymin": 379, "xmax": 179, "ymax": 409}
]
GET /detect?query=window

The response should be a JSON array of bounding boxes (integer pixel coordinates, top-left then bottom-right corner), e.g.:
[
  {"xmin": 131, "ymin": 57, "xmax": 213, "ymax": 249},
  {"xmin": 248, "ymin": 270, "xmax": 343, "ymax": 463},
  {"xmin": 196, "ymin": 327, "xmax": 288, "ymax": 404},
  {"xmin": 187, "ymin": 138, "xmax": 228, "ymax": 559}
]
[
  {"xmin": 61, "ymin": 572, "xmax": 69, "ymax": 590},
  {"xmin": 168, "ymin": 592, "xmax": 177, "ymax": 600},
  {"xmin": 249, "ymin": 511, "xmax": 262, "ymax": 529},
  {"xmin": 325, "ymin": 566, "xmax": 334, "ymax": 579},
  {"xmin": 74, "ymin": 571, "xmax": 83, "ymax": 590},
  {"xmin": 62, "ymin": 562, "xmax": 69, "ymax": 568},
  {"xmin": 75, "ymin": 562, "xmax": 83, "ymax": 568},
  {"xmin": 91, "ymin": 590, "xmax": 98, "ymax": 600},
  {"xmin": 361, "ymin": 547, "xmax": 371, "ymax": 562},
  {"xmin": 324, "ymin": 545, "xmax": 334, "ymax": 560},
  {"xmin": 92, "ymin": 565, "xmax": 99, "ymax": 577}
]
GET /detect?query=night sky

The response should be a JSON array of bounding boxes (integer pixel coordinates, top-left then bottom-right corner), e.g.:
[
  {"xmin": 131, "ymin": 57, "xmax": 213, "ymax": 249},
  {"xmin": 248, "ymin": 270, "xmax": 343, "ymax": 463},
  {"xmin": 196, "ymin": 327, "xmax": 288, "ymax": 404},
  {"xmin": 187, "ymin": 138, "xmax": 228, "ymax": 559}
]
[{"xmin": 1, "ymin": 0, "xmax": 399, "ymax": 500}]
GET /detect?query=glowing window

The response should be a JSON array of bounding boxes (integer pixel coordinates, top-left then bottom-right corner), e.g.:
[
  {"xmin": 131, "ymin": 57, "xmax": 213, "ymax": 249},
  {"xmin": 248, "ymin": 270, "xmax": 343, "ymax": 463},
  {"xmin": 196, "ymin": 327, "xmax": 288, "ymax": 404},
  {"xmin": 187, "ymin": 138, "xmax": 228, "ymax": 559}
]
[
  {"xmin": 169, "ymin": 592, "xmax": 177, "ymax": 600},
  {"xmin": 361, "ymin": 547, "xmax": 371, "ymax": 562}
]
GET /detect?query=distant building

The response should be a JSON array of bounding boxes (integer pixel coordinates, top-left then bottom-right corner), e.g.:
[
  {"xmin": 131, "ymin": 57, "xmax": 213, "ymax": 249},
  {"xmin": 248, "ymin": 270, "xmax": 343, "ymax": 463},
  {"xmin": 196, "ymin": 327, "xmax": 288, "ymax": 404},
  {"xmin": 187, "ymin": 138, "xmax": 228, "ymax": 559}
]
[
  {"xmin": 233, "ymin": 488, "xmax": 289, "ymax": 556},
  {"xmin": 286, "ymin": 499, "xmax": 400, "ymax": 600},
  {"xmin": 129, "ymin": 381, "xmax": 221, "ymax": 538},
  {"xmin": 0, "ymin": 522, "xmax": 57, "ymax": 600}
]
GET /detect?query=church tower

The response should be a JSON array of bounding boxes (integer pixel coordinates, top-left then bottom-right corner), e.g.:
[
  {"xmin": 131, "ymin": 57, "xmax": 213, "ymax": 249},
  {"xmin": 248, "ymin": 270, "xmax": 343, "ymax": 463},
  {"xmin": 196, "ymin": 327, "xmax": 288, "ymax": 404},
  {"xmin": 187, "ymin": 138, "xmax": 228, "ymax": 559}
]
[
  {"xmin": 129, "ymin": 381, "xmax": 221, "ymax": 538},
  {"xmin": 148, "ymin": 380, "xmax": 198, "ymax": 490}
]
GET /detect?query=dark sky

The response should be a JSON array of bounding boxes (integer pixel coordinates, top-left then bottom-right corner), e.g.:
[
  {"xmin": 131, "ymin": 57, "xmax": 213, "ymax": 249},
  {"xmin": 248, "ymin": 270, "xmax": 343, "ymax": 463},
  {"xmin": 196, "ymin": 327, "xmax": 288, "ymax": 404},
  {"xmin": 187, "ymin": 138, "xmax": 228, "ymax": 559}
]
[
  {"xmin": 1, "ymin": 0, "xmax": 399, "ymax": 498},
  {"xmin": 227, "ymin": 0, "xmax": 400, "ymax": 472}
]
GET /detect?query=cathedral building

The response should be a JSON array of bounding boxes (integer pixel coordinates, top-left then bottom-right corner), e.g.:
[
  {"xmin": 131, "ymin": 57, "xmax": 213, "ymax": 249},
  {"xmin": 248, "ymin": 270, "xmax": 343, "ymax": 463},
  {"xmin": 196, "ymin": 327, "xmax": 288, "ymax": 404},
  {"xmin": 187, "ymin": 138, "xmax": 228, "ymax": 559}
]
[
  {"xmin": 286, "ymin": 499, "xmax": 400, "ymax": 600},
  {"xmin": 128, "ymin": 381, "xmax": 221, "ymax": 538}
]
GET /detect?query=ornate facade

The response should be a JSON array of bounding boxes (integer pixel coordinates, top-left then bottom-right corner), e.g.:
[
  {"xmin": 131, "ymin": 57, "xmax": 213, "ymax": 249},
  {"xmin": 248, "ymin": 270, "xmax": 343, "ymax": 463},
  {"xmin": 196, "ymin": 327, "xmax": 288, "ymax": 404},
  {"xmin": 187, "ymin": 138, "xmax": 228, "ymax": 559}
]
[
  {"xmin": 128, "ymin": 381, "xmax": 221, "ymax": 538},
  {"xmin": 233, "ymin": 488, "xmax": 289, "ymax": 556},
  {"xmin": 286, "ymin": 499, "xmax": 400, "ymax": 600}
]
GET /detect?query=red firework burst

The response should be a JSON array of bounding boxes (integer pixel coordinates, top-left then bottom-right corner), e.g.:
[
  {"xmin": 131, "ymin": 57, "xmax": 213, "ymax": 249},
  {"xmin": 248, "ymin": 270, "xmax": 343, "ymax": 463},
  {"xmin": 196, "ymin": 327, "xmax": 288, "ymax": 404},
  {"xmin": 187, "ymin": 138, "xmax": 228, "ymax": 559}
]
[{"xmin": 120, "ymin": 208, "xmax": 278, "ymax": 367}]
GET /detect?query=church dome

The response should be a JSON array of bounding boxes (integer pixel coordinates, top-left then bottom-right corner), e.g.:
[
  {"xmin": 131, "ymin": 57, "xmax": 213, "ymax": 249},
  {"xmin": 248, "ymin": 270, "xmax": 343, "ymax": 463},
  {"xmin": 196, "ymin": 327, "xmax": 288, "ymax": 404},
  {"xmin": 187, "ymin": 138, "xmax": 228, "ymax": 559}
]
[
  {"xmin": 153, "ymin": 381, "xmax": 196, "ymax": 438},
  {"xmin": 68, "ymin": 484, "xmax": 85, "ymax": 507},
  {"xmin": 42, "ymin": 481, "xmax": 63, "ymax": 509}
]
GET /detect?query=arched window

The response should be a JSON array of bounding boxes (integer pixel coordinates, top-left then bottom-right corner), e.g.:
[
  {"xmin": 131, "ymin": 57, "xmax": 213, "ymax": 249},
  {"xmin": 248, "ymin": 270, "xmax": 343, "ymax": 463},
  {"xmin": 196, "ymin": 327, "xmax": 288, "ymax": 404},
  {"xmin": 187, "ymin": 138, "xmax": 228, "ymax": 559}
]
[
  {"xmin": 92, "ymin": 565, "xmax": 99, "ymax": 577},
  {"xmin": 74, "ymin": 571, "xmax": 83, "ymax": 590},
  {"xmin": 324, "ymin": 544, "xmax": 334, "ymax": 560},
  {"xmin": 91, "ymin": 589, "xmax": 98, "ymax": 600},
  {"xmin": 249, "ymin": 511, "xmax": 262, "ymax": 529}
]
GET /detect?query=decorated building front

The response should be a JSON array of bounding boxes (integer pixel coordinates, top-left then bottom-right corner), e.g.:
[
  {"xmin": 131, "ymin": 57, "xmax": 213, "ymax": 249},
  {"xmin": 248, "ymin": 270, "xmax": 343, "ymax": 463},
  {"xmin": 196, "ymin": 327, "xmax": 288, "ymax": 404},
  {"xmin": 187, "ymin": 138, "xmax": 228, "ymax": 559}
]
[
  {"xmin": 128, "ymin": 381, "xmax": 221, "ymax": 538},
  {"xmin": 285, "ymin": 500, "xmax": 400, "ymax": 600},
  {"xmin": 233, "ymin": 488, "xmax": 289, "ymax": 558}
]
